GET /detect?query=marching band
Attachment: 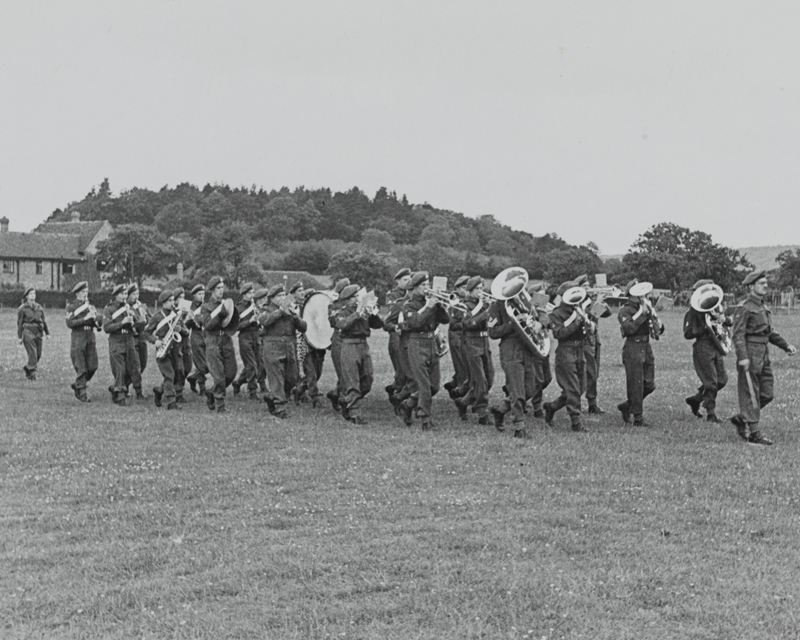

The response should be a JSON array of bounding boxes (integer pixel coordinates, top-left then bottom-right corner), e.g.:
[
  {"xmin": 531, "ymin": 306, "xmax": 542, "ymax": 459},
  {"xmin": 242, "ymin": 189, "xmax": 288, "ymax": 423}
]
[{"xmin": 15, "ymin": 266, "xmax": 797, "ymax": 446}]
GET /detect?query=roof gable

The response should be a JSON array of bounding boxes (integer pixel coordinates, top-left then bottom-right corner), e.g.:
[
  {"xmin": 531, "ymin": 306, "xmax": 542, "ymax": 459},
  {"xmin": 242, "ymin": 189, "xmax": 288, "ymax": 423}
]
[{"xmin": 34, "ymin": 220, "xmax": 111, "ymax": 252}]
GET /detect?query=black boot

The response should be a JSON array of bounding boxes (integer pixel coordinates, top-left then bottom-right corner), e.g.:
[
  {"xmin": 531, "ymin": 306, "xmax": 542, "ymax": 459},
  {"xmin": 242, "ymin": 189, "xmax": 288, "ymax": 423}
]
[
  {"xmin": 730, "ymin": 414, "xmax": 748, "ymax": 440},
  {"xmin": 153, "ymin": 386, "xmax": 163, "ymax": 408},
  {"xmin": 685, "ymin": 396, "xmax": 702, "ymax": 418},
  {"xmin": 490, "ymin": 407, "xmax": 505, "ymax": 432},
  {"xmin": 617, "ymin": 402, "xmax": 631, "ymax": 425}
]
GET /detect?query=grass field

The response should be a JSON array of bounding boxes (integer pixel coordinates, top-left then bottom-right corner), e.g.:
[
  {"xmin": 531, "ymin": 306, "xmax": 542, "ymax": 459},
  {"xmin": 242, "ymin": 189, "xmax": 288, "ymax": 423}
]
[{"xmin": 2, "ymin": 306, "xmax": 800, "ymax": 639}]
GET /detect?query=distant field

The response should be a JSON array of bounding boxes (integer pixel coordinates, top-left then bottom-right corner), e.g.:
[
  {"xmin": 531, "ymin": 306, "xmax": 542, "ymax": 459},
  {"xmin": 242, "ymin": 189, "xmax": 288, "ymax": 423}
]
[{"xmin": 2, "ymin": 307, "xmax": 800, "ymax": 639}]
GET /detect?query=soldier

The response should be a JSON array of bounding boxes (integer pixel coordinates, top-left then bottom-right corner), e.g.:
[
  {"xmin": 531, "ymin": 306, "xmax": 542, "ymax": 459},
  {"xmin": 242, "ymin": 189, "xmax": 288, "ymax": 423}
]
[
  {"xmin": 730, "ymin": 270, "xmax": 797, "ymax": 445},
  {"xmin": 172, "ymin": 287, "xmax": 193, "ymax": 402},
  {"xmin": 103, "ymin": 284, "xmax": 139, "ymax": 406},
  {"xmin": 17, "ymin": 287, "xmax": 49, "ymax": 381},
  {"xmin": 65, "ymin": 281, "xmax": 101, "ymax": 402},
  {"xmin": 144, "ymin": 290, "xmax": 188, "ymax": 410},
  {"xmin": 288, "ymin": 281, "xmax": 308, "ymax": 404},
  {"xmin": 292, "ymin": 286, "xmax": 326, "ymax": 407},
  {"xmin": 443, "ymin": 275, "xmax": 470, "ymax": 400},
  {"xmin": 543, "ymin": 281, "xmax": 590, "ymax": 432},
  {"xmin": 334, "ymin": 284, "xmax": 384, "ymax": 424},
  {"xmin": 325, "ymin": 277, "xmax": 350, "ymax": 411},
  {"xmin": 574, "ymin": 274, "xmax": 612, "ymax": 415},
  {"xmin": 399, "ymin": 272, "xmax": 450, "ymax": 430},
  {"xmin": 258, "ymin": 284, "xmax": 307, "ymax": 418},
  {"xmin": 232, "ymin": 282, "xmax": 262, "ymax": 400},
  {"xmin": 125, "ymin": 284, "xmax": 148, "ymax": 399},
  {"xmin": 185, "ymin": 284, "xmax": 208, "ymax": 395},
  {"xmin": 617, "ymin": 280, "xmax": 664, "ymax": 427},
  {"xmin": 526, "ymin": 282, "xmax": 553, "ymax": 418},
  {"xmin": 455, "ymin": 276, "xmax": 495, "ymax": 424},
  {"xmin": 384, "ymin": 268, "xmax": 412, "ymax": 403},
  {"xmin": 684, "ymin": 279, "xmax": 731, "ymax": 423},
  {"xmin": 198, "ymin": 276, "xmax": 239, "ymax": 414}
]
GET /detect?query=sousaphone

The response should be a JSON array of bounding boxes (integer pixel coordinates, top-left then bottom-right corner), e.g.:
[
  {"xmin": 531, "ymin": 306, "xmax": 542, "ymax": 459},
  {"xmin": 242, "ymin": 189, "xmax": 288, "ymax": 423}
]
[{"xmin": 491, "ymin": 267, "xmax": 551, "ymax": 360}]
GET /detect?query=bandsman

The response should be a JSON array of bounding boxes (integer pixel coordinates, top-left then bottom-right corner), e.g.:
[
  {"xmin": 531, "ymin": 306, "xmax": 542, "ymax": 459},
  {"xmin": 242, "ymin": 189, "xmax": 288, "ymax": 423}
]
[
  {"xmin": 17, "ymin": 287, "xmax": 49, "ymax": 381},
  {"xmin": 232, "ymin": 282, "xmax": 262, "ymax": 400},
  {"xmin": 683, "ymin": 279, "xmax": 730, "ymax": 423},
  {"xmin": 103, "ymin": 284, "xmax": 140, "ymax": 406},
  {"xmin": 293, "ymin": 285, "xmax": 326, "ymax": 407},
  {"xmin": 730, "ymin": 270, "xmax": 796, "ymax": 445},
  {"xmin": 325, "ymin": 277, "xmax": 350, "ymax": 411},
  {"xmin": 144, "ymin": 290, "xmax": 188, "ymax": 410},
  {"xmin": 443, "ymin": 275, "xmax": 470, "ymax": 400},
  {"xmin": 65, "ymin": 281, "xmax": 100, "ymax": 402},
  {"xmin": 125, "ymin": 284, "xmax": 149, "ymax": 399},
  {"xmin": 526, "ymin": 281, "xmax": 553, "ymax": 418},
  {"xmin": 384, "ymin": 268, "xmax": 412, "ymax": 403},
  {"xmin": 399, "ymin": 272, "xmax": 450, "ymax": 430},
  {"xmin": 172, "ymin": 287, "xmax": 193, "ymax": 401},
  {"xmin": 258, "ymin": 284, "xmax": 307, "ymax": 418},
  {"xmin": 574, "ymin": 274, "xmax": 612, "ymax": 415},
  {"xmin": 334, "ymin": 283, "xmax": 384, "ymax": 424},
  {"xmin": 198, "ymin": 276, "xmax": 239, "ymax": 413},
  {"xmin": 455, "ymin": 276, "xmax": 495, "ymax": 424},
  {"xmin": 184, "ymin": 284, "xmax": 208, "ymax": 395},
  {"xmin": 288, "ymin": 281, "xmax": 308, "ymax": 404}
]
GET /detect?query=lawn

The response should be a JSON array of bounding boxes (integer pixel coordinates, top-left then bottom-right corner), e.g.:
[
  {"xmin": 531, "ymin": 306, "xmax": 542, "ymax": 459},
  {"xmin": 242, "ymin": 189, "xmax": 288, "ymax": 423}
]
[{"xmin": 2, "ymin": 306, "xmax": 800, "ymax": 639}]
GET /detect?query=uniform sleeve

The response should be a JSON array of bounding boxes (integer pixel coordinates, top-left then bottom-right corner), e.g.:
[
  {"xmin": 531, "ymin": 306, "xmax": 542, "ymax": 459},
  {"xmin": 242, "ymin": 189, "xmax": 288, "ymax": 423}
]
[
  {"xmin": 550, "ymin": 308, "xmax": 584, "ymax": 341},
  {"xmin": 201, "ymin": 303, "xmax": 226, "ymax": 332},
  {"xmin": 618, "ymin": 304, "xmax": 648, "ymax": 337},
  {"xmin": 435, "ymin": 304, "xmax": 450, "ymax": 326},
  {"xmin": 368, "ymin": 313, "xmax": 384, "ymax": 330},
  {"xmin": 40, "ymin": 308, "xmax": 49, "ymax": 335},
  {"xmin": 17, "ymin": 307, "xmax": 24, "ymax": 339},
  {"xmin": 259, "ymin": 308, "xmax": 283, "ymax": 330},
  {"xmin": 731, "ymin": 305, "xmax": 749, "ymax": 362},
  {"xmin": 768, "ymin": 326, "xmax": 790, "ymax": 351},
  {"xmin": 103, "ymin": 306, "xmax": 125, "ymax": 334},
  {"xmin": 683, "ymin": 310, "xmax": 707, "ymax": 340},
  {"xmin": 462, "ymin": 304, "xmax": 490, "ymax": 331},
  {"xmin": 143, "ymin": 313, "xmax": 161, "ymax": 344},
  {"xmin": 488, "ymin": 304, "xmax": 515, "ymax": 340},
  {"xmin": 403, "ymin": 303, "xmax": 436, "ymax": 330}
]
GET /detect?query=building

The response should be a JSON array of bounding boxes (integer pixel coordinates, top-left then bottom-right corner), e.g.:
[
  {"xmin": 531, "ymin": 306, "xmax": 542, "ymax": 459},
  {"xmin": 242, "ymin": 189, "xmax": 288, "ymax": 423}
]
[{"xmin": 0, "ymin": 212, "xmax": 112, "ymax": 291}]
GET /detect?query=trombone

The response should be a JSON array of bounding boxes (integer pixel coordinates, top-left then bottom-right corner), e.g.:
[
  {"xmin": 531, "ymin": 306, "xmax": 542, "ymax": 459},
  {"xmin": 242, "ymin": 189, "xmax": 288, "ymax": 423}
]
[{"xmin": 425, "ymin": 289, "xmax": 469, "ymax": 314}]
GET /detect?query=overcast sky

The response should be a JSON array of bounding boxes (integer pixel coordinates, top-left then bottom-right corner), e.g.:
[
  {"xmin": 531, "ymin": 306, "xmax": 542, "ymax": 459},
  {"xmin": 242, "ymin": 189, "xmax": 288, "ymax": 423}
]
[{"xmin": 1, "ymin": 1, "xmax": 798, "ymax": 254}]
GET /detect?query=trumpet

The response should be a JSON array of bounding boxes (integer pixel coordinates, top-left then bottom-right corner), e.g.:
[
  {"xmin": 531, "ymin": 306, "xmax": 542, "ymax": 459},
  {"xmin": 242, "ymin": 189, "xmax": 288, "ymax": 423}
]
[{"xmin": 425, "ymin": 289, "xmax": 469, "ymax": 313}]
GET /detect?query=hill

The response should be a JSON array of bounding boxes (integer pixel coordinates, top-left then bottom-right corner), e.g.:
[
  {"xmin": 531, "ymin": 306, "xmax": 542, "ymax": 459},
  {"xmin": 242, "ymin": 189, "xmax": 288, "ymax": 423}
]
[{"xmin": 738, "ymin": 245, "xmax": 800, "ymax": 271}]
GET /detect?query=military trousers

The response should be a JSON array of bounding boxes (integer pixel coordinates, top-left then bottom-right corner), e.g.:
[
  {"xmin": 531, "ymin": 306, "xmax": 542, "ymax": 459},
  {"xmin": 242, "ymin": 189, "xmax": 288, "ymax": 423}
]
[
  {"xmin": 155, "ymin": 345, "xmax": 180, "ymax": 406},
  {"xmin": 496, "ymin": 337, "xmax": 535, "ymax": 424},
  {"xmin": 341, "ymin": 338, "xmax": 373, "ymax": 418},
  {"xmin": 689, "ymin": 339, "xmax": 728, "ymax": 415},
  {"xmin": 330, "ymin": 331, "xmax": 343, "ymax": 396},
  {"xmin": 551, "ymin": 341, "xmax": 586, "ymax": 424},
  {"xmin": 530, "ymin": 355, "xmax": 552, "ymax": 413},
  {"xmin": 70, "ymin": 329, "xmax": 98, "ymax": 391},
  {"xmin": 388, "ymin": 332, "xmax": 408, "ymax": 392},
  {"xmin": 737, "ymin": 341, "xmax": 774, "ymax": 426},
  {"xmin": 205, "ymin": 333, "xmax": 237, "ymax": 406},
  {"xmin": 236, "ymin": 329, "xmax": 261, "ymax": 393},
  {"xmin": 406, "ymin": 334, "xmax": 440, "ymax": 419},
  {"xmin": 583, "ymin": 334, "xmax": 602, "ymax": 403},
  {"xmin": 124, "ymin": 337, "xmax": 146, "ymax": 392},
  {"xmin": 447, "ymin": 330, "xmax": 469, "ymax": 391},
  {"xmin": 301, "ymin": 347, "xmax": 325, "ymax": 399},
  {"xmin": 21, "ymin": 328, "xmax": 43, "ymax": 375},
  {"xmin": 460, "ymin": 333, "xmax": 494, "ymax": 416},
  {"xmin": 109, "ymin": 333, "xmax": 140, "ymax": 396},
  {"xmin": 263, "ymin": 337, "xmax": 299, "ymax": 409},
  {"xmin": 188, "ymin": 331, "xmax": 208, "ymax": 392},
  {"xmin": 621, "ymin": 339, "xmax": 655, "ymax": 419}
]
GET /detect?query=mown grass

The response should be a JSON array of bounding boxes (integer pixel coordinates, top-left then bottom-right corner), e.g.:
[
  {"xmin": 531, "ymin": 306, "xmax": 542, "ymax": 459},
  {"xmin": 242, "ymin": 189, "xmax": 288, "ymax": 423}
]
[{"xmin": 2, "ymin": 307, "xmax": 800, "ymax": 639}]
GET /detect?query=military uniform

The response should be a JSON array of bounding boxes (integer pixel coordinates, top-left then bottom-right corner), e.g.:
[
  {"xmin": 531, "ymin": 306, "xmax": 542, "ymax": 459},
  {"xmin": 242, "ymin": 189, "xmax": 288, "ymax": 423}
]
[
  {"xmin": 124, "ymin": 287, "xmax": 149, "ymax": 398},
  {"xmin": 233, "ymin": 286, "xmax": 262, "ymax": 399},
  {"xmin": 544, "ymin": 299, "xmax": 588, "ymax": 431},
  {"xmin": 198, "ymin": 283, "xmax": 238, "ymax": 412},
  {"xmin": 583, "ymin": 298, "xmax": 611, "ymax": 413},
  {"xmin": 103, "ymin": 290, "xmax": 141, "ymax": 405},
  {"xmin": 185, "ymin": 291, "xmax": 208, "ymax": 394},
  {"xmin": 294, "ymin": 290, "xmax": 326, "ymax": 405},
  {"xmin": 456, "ymin": 290, "xmax": 494, "ymax": 422},
  {"xmin": 385, "ymin": 285, "xmax": 409, "ymax": 396},
  {"xmin": 326, "ymin": 278, "xmax": 350, "ymax": 410},
  {"xmin": 684, "ymin": 306, "xmax": 730, "ymax": 421},
  {"xmin": 65, "ymin": 285, "xmax": 100, "ymax": 400},
  {"xmin": 17, "ymin": 295, "xmax": 48, "ymax": 379},
  {"xmin": 143, "ymin": 294, "xmax": 188, "ymax": 409},
  {"xmin": 444, "ymin": 276, "xmax": 471, "ymax": 399},
  {"xmin": 384, "ymin": 289, "xmax": 415, "ymax": 409}
]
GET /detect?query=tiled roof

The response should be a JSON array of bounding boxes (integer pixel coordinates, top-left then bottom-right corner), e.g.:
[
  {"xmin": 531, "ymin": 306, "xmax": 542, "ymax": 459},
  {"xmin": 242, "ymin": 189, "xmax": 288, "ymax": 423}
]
[
  {"xmin": 34, "ymin": 220, "xmax": 107, "ymax": 251},
  {"xmin": 0, "ymin": 232, "xmax": 85, "ymax": 261}
]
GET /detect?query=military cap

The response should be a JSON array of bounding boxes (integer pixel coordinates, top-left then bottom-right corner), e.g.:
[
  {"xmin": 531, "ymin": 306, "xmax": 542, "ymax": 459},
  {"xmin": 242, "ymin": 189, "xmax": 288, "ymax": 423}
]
[
  {"xmin": 126, "ymin": 283, "xmax": 138, "ymax": 295},
  {"xmin": 157, "ymin": 290, "xmax": 174, "ymax": 305},
  {"xmin": 207, "ymin": 275, "xmax": 224, "ymax": 291},
  {"xmin": 288, "ymin": 281, "xmax": 303, "ymax": 294},
  {"xmin": 465, "ymin": 276, "xmax": 484, "ymax": 292},
  {"xmin": 190, "ymin": 283, "xmax": 205, "ymax": 296},
  {"xmin": 240, "ymin": 282, "xmax": 254, "ymax": 296},
  {"xmin": 556, "ymin": 281, "xmax": 576, "ymax": 297},
  {"xmin": 574, "ymin": 274, "xmax": 590, "ymax": 286},
  {"xmin": 111, "ymin": 284, "xmax": 126, "ymax": 296},
  {"xmin": 624, "ymin": 279, "xmax": 639, "ymax": 297},
  {"xmin": 409, "ymin": 271, "xmax": 429, "ymax": 288},
  {"xmin": 339, "ymin": 284, "xmax": 360, "ymax": 301},
  {"xmin": 394, "ymin": 267, "xmax": 412, "ymax": 280},
  {"xmin": 72, "ymin": 281, "xmax": 88, "ymax": 294},
  {"xmin": 333, "ymin": 278, "xmax": 350, "ymax": 294},
  {"xmin": 173, "ymin": 287, "xmax": 185, "ymax": 298},
  {"xmin": 267, "ymin": 284, "xmax": 284, "ymax": 299},
  {"xmin": 253, "ymin": 288, "xmax": 270, "ymax": 301},
  {"xmin": 23, "ymin": 286, "xmax": 35, "ymax": 298},
  {"xmin": 742, "ymin": 270, "xmax": 767, "ymax": 287},
  {"xmin": 692, "ymin": 279, "xmax": 714, "ymax": 290},
  {"xmin": 454, "ymin": 275, "xmax": 470, "ymax": 288}
]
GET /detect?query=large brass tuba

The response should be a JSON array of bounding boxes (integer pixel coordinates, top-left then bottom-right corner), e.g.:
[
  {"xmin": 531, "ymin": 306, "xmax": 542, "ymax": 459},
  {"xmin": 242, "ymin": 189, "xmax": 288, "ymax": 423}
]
[
  {"xmin": 490, "ymin": 267, "xmax": 551, "ymax": 359},
  {"xmin": 690, "ymin": 283, "xmax": 731, "ymax": 355}
]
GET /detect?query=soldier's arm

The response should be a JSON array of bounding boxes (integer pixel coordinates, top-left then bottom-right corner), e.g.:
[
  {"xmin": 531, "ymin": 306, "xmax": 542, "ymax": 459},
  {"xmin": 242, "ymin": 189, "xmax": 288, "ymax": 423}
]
[
  {"xmin": 768, "ymin": 327, "xmax": 791, "ymax": 351},
  {"xmin": 202, "ymin": 304, "xmax": 226, "ymax": 332},
  {"xmin": 403, "ymin": 303, "xmax": 435, "ymax": 330},
  {"xmin": 41, "ymin": 309, "xmax": 49, "ymax": 335},
  {"xmin": 435, "ymin": 305, "xmax": 450, "ymax": 326},
  {"xmin": 293, "ymin": 315, "xmax": 308, "ymax": 333},
  {"xmin": 731, "ymin": 305, "xmax": 749, "ymax": 363},
  {"xmin": 103, "ymin": 307, "xmax": 125, "ymax": 333},
  {"xmin": 683, "ymin": 310, "xmax": 706, "ymax": 340},
  {"xmin": 488, "ymin": 305, "xmax": 514, "ymax": 340},
  {"xmin": 618, "ymin": 305, "xmax": 648, "ymax": 336},
  {"xmin": 368, "ymin": 313, "xmax": 384, "ymax": 329},
  {"xmin": 551, "ymin": 309, "xmax": 583, "ymax": 341},
  {"xmin": 143, "ymin": 314, "xmax": 160, "ymax": 344},
  {"xmin": 17, "ymin": 308, "xmax": 24, "ymax": 339}
]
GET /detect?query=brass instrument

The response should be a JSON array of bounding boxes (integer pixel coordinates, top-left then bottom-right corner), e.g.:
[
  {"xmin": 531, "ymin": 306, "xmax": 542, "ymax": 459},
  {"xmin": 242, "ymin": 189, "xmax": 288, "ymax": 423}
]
[
  {"xmin": 690, "ymin": 283, "xmax": 731, "ymax": 355},
  {"xmin": 629, "ymin": 282, "xmax": 663, "ymax": 340},
  {"xmin": 425, "ymin": 289, "xmax": 469, "ymax": 314},
  {"xmin": 356, "ymin": 288, "xmax": 380, "ymax": 317},
  {"xmin": 490, "ymin": 267, "xmax": 550, "ymax": 359},
  {"xmin": 280, "ymin": 296, "xmax": 300, "ymax": 318},
  {"xmin": 562, "ymin": 286, "xmax": 596, "ymax": 335},
  {"xmin": 156, "ymin": 311, "xmax": 184, "ymax": 360}
]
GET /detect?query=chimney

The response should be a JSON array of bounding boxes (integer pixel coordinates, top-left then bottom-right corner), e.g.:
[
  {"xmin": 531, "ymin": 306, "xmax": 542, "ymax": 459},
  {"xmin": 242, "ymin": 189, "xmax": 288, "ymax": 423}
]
[
  {"xmin": 70, "ymin": 211, "xmax": 81, "ymax": 222},
  {"xmin": 176, "ymin": 262, "xmax": 184, "ymax": 280},
  {"xmin": 0, "ymin": 217, "xmax": 8, "ymax": 233}
]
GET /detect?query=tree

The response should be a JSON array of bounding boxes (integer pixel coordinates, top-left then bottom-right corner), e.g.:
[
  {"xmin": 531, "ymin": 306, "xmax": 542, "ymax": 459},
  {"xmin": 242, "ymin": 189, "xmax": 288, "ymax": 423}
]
[
  {"xmin": 95, "ymin": 224, "xmax": 179, "ymax": 287},
  {"xmin": 544, "ymin": 246, "xmax": 603, "ymax": 287},
  {"xmin": 155, "ymin": 201, "xmax": 202, "ymax": 237},
  {"xmin": 360, "ymin": 228, "xmax": 394, "ymax": 253},
  {"xmin": 775, "ymin": 248, "xmax": 800, "ymax": 289},
  {"xmin": 327, "ymin": 249, "xmax": 396, "ymax": 300},
  {"xmin": 194, "ymin": 221, "xmax": 255, "ymax": 289},
  {"xmin": 281, "ymin": 244, "xmax": 331, "ymax": 273}
]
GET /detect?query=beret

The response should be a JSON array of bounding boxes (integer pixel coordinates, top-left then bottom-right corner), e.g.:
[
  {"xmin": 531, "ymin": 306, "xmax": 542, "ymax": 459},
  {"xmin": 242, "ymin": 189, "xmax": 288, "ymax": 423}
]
[
  {"xmin": 23, "ymin": 286, "xmax": 35, "ymax": 298},
  {"xmin": 624, "ymin": 279, "xmax": 639, "ymax": 297},
  {"xmin": 394, "ymin": 267, "xmax": 412, "ymax": 280},
  {"xmin": 111, "ymin": 284, "xmax": 126, "ymax": 296},
  {"xmin": 743, "ymin": 270, "xmax": 767, "ymax": 286},
  {"xmin": 454, "ymin": 275, "xmax": 470, "ymax": 288},
  {"xmin": 333, "ymin": 278, "xmax": 350, "ymax": 294},
  {"xmin": 207, "ymin": 276, "xmax": 223, "ymax": 291},
  {"xmin": 126, "ymin": 284, "xmax": 138, "ymax": 295},
  {"xmin": 556, "ymin": 281, "xmax": 576, "ymax": 297},
  {"xmin": 253, "ymin": 288, "xmax": 270, "ymax": 301},
  {"xmin": 465, "ymin": 276, "xmax": 484, "ymax": 292},
  {"xmin": 190, "ymin": 284, "xmax": 205, "ymax": 296},
  {"xmin": 574, "ymin": 274, "xmax": 590, "ymax": 286},
  {"xmin": 267, "ymin": 284, "xmax": 285, "ymax": 299},
  {"xmin": 288, "ymin": 281, "xmax": 303, "ymax": 294},
  {"xmin": 692, "ymin": 279, "xmax": 714, "ymax": 290},
  {"xmin": 72, "ymin": 281, "xmax": 88, "ymax": 294},
  {"xmin": 158, "ymin": 290, "xmax": 174, "ymax": 305},
  {"xmin": 173, "ymin": 287, "xmax": 185, "ymax": 298},
  {"xmin": 409, "ymin": 271, "xmax": 429, "ymax": 288},
  {"xmin": 339, "ymin": 284, "xmax": 360, "ymax": 301},
  {"xmin": 240, "ymin": 282, "xmax": 254, "ymax": 295}
]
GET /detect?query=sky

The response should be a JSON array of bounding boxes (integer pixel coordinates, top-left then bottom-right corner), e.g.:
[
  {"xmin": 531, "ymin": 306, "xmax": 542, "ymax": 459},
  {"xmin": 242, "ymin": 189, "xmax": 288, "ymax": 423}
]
[{"xmin": 1, "ymin": 1, "xmax": 798, "ymax": 255}]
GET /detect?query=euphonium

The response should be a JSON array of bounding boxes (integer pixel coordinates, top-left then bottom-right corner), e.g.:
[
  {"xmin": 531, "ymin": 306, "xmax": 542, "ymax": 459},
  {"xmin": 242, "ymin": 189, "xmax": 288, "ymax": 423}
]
[
  {"xmin": 629, "ymin": 282, "xmax": 663, "ymax": 340},
  {"xmin": 690, "ymin": 283, "xmax": 731, "ymax": 355},
  {"xmin": 490, "ymin": 267, "xmax": 550, "ymax": 359}
]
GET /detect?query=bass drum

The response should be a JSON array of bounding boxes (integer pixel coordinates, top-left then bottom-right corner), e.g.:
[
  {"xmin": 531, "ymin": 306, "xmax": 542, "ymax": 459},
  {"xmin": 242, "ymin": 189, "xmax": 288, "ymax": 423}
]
[{"xmin": 302, "ymin": 292, "xmax": 334, "ymax": 350}]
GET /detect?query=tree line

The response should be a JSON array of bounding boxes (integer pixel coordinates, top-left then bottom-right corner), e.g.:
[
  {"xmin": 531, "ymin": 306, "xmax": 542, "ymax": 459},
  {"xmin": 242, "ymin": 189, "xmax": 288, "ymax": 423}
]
[{"xmin": 47, "ymin": 179, "xmax": 761, "ymax": 299}]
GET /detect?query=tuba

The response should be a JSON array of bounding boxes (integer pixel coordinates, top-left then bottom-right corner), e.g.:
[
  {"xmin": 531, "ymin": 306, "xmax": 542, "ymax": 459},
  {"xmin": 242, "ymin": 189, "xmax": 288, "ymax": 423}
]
[
  {"xmin": 690, "ymin": 283, "xmax": 731, "ymax": 355},
  {"xmin": 629, "ymin": 281, "xmax": 663, "ymax": 340},
  {"xmin": 490, "ymin": 267, "xmax": 551, "ymax": 359}
]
